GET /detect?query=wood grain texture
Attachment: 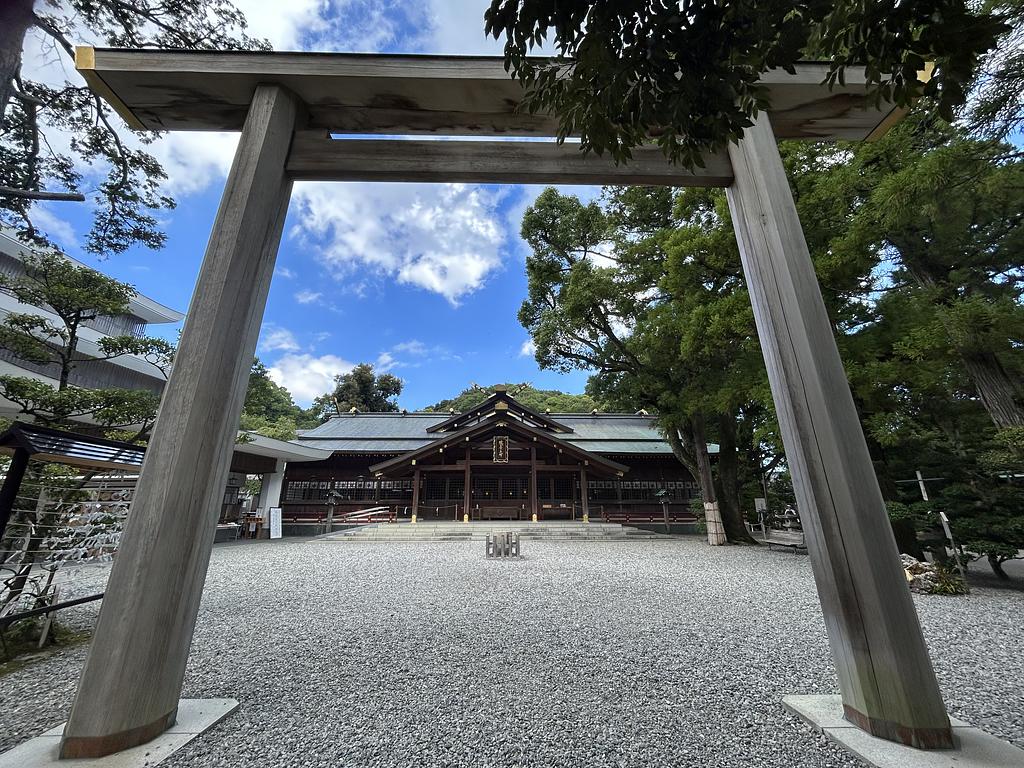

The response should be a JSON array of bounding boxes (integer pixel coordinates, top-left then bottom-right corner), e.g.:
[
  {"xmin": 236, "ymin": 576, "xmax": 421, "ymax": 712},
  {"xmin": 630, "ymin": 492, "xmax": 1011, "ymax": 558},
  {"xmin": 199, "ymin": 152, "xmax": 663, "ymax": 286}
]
[
  {"xmin": 287, "ymin": 134, "xmax": 733, "ymax": 186},
  {"xmin": 77, "ymin": 47, "xmax": 899, "ymax": 142},
  {"xmin": 60, "ymin": 85, "xmax": 299, "ymax": 758},
  {"xmin": 726, "ymin": 112, "xmax": 952, "ymax": 749}
]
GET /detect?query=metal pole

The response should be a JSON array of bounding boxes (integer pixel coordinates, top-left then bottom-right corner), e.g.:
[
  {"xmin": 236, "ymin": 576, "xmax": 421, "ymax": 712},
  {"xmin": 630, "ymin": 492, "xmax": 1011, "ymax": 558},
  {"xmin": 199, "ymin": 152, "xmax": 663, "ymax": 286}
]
[
  {"xmin": 0, "ymin": 447, "xmax": 30, "ymax": 540},
  {"xmin": 916, "ymin": 470, "xmax": 930, "ymax": 502}
]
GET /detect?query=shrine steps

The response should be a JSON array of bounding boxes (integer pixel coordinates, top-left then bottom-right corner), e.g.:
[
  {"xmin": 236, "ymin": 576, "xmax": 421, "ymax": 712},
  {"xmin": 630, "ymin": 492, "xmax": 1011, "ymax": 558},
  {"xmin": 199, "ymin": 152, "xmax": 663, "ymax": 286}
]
[{"xmin": 318, "ymin": 521, "xmax": 670, "ymax": 542}]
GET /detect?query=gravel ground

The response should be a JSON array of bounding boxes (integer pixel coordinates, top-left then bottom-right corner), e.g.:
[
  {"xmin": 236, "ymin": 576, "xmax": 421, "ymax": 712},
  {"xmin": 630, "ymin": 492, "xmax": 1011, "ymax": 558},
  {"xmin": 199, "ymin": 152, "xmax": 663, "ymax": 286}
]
[{"xmin": 1, "ymin": 536, "xmax": 1022, "ymax": 767}]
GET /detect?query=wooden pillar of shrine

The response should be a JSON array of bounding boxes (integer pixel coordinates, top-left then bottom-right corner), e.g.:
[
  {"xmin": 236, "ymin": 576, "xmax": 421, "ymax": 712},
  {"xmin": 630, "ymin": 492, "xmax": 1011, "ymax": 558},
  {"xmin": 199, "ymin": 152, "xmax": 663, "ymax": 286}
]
[
  {"xmin": 411, "ymin": 467, "xmax": 421, "ymax": 518},
  {"xmin": 726, "ymin": 110, "xmax": 952, "ymax": 748},
  {"xmin": 529, "ymin": 445, "xmax": 538, "ymax": 520},
  {"xmin": 463, "ymin": 447, "xmax": 471, "ymax": 520},
  {"xmin": 580, "ymin": 467, "xmax": 590, "ymax": 521}
]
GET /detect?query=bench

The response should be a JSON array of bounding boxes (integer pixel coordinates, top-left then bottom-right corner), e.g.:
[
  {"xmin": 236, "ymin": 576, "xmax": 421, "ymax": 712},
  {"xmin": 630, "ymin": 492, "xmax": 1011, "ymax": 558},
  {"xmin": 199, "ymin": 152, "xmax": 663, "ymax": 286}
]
[{"xmin": 750, "ymin": 516, "xmax": 807, "ymax": 552}]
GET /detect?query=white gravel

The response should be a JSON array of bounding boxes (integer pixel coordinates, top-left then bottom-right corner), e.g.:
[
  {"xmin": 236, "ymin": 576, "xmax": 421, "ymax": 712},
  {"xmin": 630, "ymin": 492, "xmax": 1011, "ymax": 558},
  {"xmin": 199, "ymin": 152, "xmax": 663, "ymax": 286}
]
[{"xmin": 1, "ymin": 536, "xmax": 1022, "ymax": 767}]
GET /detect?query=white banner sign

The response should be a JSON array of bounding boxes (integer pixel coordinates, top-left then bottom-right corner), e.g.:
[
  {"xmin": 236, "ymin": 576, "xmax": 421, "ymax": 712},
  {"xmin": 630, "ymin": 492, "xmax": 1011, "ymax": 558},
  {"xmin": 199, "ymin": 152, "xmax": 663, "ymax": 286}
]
[{"xmin": 269, "ymin": 507, "xmax": 282, "ymax": 539}]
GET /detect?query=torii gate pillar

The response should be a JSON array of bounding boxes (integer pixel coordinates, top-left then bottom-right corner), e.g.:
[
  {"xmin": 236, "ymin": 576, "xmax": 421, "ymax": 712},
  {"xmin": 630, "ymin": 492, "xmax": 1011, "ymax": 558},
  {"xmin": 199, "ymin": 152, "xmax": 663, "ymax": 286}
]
[
  {"xmin": 60, "ymin": 84, "xmax": 299, "ymax": 758},
  {"xmin": 727, "ymin": 112, "xmax": 952, "ymax": 748}
]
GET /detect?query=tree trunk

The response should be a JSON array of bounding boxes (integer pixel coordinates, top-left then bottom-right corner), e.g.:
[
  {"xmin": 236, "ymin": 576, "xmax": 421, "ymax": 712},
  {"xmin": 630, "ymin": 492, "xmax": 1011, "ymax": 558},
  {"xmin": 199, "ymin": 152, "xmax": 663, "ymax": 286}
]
[
  {"xmin": 663, "ymin": 415, "xmax": 725, "ymax": 545},
  {"xmin": 690, "ymin": 414, "xmax": 726, "ymax": 545},
  {"xmin": 987, "ymin": 554, "xmax": 1009, "ymax": 580},
  {"xmin": 901, "ymin": 256, "xmax": 1024, "ymax": 430},
  {"xmin": 59, "ymin": 325, "xmax": 78, "ymax": 392},
  {"xmin": 716, "ymin": 413, "xmax": 756, "ymax": 543},
  {"xmin": 0, "ymin": 0, "xmax": 34, "ymax": 122},
  {"xmin": 688, "ymin": 415, "xmax": 717, "ymax": 503},
  {"xmin": 663, "ymin": 419, "xmax": 702, "ymax": 488},
  {"xmin": 960, "ymin": 349, "xmax": 1024, "ymax": 429}
]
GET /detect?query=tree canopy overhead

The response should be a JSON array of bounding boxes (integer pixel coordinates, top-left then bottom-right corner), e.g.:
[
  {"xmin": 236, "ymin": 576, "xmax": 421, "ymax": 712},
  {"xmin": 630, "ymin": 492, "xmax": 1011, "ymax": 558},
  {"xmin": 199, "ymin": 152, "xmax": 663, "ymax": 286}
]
[
  {"xmin": 484, "ymin": 1, "xmax": 1007, "ymax": 165},
  {"xmin": 0, "ymin": 0, "xmax": 267, "ymax": 255}
]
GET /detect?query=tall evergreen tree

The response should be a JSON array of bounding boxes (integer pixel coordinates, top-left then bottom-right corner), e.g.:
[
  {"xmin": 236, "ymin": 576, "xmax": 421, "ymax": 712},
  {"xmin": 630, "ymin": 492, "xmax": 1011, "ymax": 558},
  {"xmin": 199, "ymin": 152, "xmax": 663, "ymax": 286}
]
[{"xmin": 309, "ymin": 363, "xmax": 403, "ymax": 423}]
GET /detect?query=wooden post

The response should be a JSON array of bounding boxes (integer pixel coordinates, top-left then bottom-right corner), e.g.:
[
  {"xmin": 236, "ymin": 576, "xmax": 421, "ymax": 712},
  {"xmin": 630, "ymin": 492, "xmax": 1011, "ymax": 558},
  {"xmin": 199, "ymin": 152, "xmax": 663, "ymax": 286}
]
[
  {"xmin": 60, "ymin": 84, "xmax": 301, "ymax": 759},
  {"xmin": 411, "ymin": 468, "xmax": 421, "ymax": 520},
  {"xmin": 0, "ymin": 446, "xmax": 30, "ymax": 539},
  {"xmin": 463, "ymin": 447, "xmax": 471, "ymax": 521},
  {"xmin": 580, "ymin": 467, "xmax": 589, "ymax": 522},
  {"xmin": 529, "ymin": 445, "xmax": 538, "ymax": 522},
  {"xmin": 726, "ymin": 111, "xmax": 952, "ymax": 749}
]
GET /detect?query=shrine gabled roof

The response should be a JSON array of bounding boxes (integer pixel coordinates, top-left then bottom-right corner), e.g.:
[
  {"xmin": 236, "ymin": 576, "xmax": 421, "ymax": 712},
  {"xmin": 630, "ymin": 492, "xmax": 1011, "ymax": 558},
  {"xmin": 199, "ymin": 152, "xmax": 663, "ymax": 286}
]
[
  {"xmin": 291, "ymin": 411, "xmax": 709, "ymax": 456},
  {"xmin": 425, "ymin": 390, "xmax": 572, "ymax": 434},
  {"xmin": 366, "ymin": 415, "xmax": 628, "ymax": 477}
]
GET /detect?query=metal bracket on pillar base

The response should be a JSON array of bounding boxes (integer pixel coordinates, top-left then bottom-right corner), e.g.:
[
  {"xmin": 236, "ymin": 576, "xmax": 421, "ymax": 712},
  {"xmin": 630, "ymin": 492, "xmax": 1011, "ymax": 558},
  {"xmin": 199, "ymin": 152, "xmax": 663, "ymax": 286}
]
[
  {"xmin": 783, "ymin": 695, "xmax": 1024, "ymax": 767},
  {"xmin": 0, "ymin": 699, "xmax": 238, "ymax": 767}
]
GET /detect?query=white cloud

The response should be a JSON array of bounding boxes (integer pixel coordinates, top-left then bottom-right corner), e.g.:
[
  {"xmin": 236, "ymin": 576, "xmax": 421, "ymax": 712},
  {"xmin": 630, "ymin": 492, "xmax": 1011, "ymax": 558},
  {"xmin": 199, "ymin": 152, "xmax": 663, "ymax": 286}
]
[
  {"xmin": 232, "ymin": 0, "xmax": 329, "ymax": 50},
  {"xmin": 151, "ymin": 133, "xmax": 239, "ymax": 197},
  {"xmin": 375, "ymin": 351, "xmax": 397, "ymax": 372},
  {"xmin": 294, "ymin": 289, "xmax": 323, "ymax": 304},
  {"xmin": 422, "ymin": 1, "xmax": 502, "ymax": 55},
  {"xmin": 519, "ymin": 339, "xmax": 536, "ymax": 358},
  {"xmin": 259, "ymin": 325, "xmax": 300, "ymax": 353},
  {"xmin": 31, "ymin": 207, "xmax": 79, "ymax": 250},
  {"xmin": 392, "ymin": 340, "xmax": 429, "ymax": 355},
  {"xmin": 275, "ymin": 266, "xmax": 297, "ymax": 279},
  {"xmin": 375, "ymin": 339, "xmax": 459, "ymax": 370},
  {"xmin": 291, "ymin": 182, "xmax": 506, "ymax": 304},
  {"xmin": 268, "ymin": 352, "xmax": 353, "ymax": 405}
]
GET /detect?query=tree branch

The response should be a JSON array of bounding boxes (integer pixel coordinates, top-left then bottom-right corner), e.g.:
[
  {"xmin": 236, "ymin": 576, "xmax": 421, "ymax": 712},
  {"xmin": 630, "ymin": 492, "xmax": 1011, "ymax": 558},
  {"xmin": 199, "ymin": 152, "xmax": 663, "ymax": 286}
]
[{"xmin": 0, "ymin": 186, "xmax": 85, "ymax": 202}]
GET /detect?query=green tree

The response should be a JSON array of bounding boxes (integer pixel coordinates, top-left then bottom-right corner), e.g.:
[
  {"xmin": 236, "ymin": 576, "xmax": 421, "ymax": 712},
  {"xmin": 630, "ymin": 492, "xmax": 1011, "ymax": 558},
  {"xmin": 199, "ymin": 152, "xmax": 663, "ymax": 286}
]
[
  {"xmin": 965, "ymin": 0, "xmax": 1024, "ymax": 139},
  {"xmin": 309, "ymin": 363, "xmax": 403, "ymax": 423},
  {"xmin": 484, "ymin": 1, "xmax": 1005, "ymax": 166},
  {"xmin": 238, "ymin": 358, "xmax": 315, "ymax": 441},
  {"xmin": 517, "ymin": 185, "xmax": 761, "ymax": 542},
  {"xmin": 829, "ymin": 119, "xmax": 1024, "ymax": 429},
  {"xmin": 0, "ymin": 250, "xmax": 174, "ymax": 438},
  {"xmin": 427, "ymin": 383, "xmax": 597, "ymax": 413},
  {"xmin": 0, "ymin": 0, "xmax": 267, "ymax": 254},
  {"xmin": 0, "ymin": 250, "xmax": 174, "ymax": 609}
]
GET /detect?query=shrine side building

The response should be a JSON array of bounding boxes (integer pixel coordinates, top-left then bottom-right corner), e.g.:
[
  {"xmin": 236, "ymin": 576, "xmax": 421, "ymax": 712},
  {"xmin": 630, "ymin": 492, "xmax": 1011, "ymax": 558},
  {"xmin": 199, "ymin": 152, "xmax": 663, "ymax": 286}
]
[{"xmin": 281, "ymin": 388, "xmax": 705, "ymax": 526}]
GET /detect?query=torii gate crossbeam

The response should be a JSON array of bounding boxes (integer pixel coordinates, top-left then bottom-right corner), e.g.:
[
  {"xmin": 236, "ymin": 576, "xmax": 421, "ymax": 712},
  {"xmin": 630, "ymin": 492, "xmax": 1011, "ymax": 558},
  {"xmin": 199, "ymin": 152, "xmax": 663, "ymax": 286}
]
[{"xmin": 59, "ymin": 47, "xmax": 952, "ymax": 758}]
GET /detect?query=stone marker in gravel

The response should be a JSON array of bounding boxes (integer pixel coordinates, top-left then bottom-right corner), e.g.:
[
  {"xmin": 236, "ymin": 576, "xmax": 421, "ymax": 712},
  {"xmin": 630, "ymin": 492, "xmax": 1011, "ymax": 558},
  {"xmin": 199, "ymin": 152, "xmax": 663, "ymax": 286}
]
[{"xmin": 1, "ymin": 536, "xmax": 1021, "ymax": 767}]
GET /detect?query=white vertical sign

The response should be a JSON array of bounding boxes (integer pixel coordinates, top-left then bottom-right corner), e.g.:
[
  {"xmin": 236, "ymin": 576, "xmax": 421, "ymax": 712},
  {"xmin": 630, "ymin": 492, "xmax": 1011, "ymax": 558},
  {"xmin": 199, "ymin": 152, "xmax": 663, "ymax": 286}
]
[{"xmin": 269, "ymin": 507, "xmax": 282, "ymax": 539}]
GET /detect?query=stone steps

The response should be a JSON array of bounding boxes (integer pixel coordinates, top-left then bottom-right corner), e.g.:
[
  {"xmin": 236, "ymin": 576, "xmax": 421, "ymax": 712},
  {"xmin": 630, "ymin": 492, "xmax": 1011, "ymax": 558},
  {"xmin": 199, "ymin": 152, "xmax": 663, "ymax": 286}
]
[{"xmin": 320, "ymin": 522, "xmax": 670, "ymax": 542}]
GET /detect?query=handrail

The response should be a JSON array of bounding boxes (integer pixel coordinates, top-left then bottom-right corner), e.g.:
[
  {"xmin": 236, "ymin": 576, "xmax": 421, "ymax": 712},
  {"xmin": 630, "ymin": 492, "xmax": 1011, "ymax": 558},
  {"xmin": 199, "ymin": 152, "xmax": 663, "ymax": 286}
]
[
  {"xmin": 1, "ymin": 592, "xmax": 104, "ymax": 630},
  {"xmin": 338, "ymin": 505, "xmax": 389, "ymax": 521}
]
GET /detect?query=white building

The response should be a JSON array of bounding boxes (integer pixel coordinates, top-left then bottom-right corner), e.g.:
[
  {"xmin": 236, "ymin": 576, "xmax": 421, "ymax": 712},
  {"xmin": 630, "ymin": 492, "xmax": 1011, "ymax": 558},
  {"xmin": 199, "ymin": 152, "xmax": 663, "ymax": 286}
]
[{"xmin": 0, "ymin": 229, "xmax": 183, "ymax": 413}]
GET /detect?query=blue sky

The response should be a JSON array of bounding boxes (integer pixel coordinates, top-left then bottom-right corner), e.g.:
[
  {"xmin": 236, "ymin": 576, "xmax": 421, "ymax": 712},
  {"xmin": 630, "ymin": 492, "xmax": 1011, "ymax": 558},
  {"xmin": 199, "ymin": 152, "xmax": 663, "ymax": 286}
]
[{"xmin": 22, "ymin": 1, "xmax": 597, "ymax": 409}]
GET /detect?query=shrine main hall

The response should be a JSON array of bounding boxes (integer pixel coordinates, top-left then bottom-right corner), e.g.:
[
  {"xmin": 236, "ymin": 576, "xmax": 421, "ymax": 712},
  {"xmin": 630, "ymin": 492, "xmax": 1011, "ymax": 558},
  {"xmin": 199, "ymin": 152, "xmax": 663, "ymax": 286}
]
[{"xmin": 279, "ymin": 387, "xmax": 702, "ymax": 526}]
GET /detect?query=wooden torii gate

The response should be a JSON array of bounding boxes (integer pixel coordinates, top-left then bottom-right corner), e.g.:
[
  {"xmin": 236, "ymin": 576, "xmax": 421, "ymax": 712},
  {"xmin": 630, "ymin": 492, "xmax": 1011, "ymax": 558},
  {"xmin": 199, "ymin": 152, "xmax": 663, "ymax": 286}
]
[{"xmin": 62, "ymin": 47, "xmax": 952, "ymax": 758}]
